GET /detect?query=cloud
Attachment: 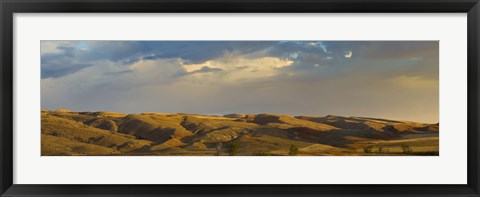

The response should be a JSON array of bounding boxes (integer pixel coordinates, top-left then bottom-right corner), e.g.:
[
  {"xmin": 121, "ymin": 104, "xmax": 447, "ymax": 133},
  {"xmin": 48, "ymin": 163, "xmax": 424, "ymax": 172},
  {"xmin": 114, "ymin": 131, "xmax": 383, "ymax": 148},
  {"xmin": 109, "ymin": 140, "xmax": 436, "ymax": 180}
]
[
  {"xmin": 41, "ymin": 41, "xmax": 280, "ymax": 79},
  {"xmin": 42, "ymin": 52, "xmax": 295, "ymax": 100},
  {"xmin": 40, "ymin": 41, "xmax": 79, "ymax": 55},
  {"xmin": 181, "ymin": 53, "xmax": 294, "ymax": 82},
  {"xmin": 41, "ymin": 48, "xmax": 93, "ymax": 78},
  {"xmin": 41, "ymin": 41, "xmax": 438, "ymax": 79},
  {"xmin": 289, "ymin": 52, "xmax": 300, "ymax": 59},
  {"xmin": 187, "ymin": 66, "xmax": 223, "ymax": 75},
  {"xmin": 344, "ymin": 51, "xmax": 353, "ymax": 58},
  {"xmin": 308, "ymin": 42, "xmax": 328, "ymax": 53},
  {"xmin": 278, "ymin": 41, "xmax": 328, "ymax": 53}
]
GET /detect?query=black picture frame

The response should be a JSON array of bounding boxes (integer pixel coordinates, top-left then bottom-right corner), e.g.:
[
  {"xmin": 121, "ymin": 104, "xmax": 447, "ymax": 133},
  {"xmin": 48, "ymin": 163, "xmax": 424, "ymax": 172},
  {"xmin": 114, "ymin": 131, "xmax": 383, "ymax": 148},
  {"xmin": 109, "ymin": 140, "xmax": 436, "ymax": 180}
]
[{"xmin": 1, "ymin": 0, "xmax": 479, "ymax": 196}]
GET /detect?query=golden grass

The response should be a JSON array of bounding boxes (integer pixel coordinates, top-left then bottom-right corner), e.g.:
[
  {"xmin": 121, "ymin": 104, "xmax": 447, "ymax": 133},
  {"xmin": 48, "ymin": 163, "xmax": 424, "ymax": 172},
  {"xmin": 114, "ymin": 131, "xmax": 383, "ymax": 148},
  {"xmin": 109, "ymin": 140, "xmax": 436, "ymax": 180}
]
[
  {"xmin": 41, "ymin": 110, "xmax": 439, "ymax": 156},
  {"xmin": 42, "ymin": 134, "xmax": 120, "ymax": 156},
  {"xmin": 42, "ymin": 114, "xmax": 152, "ymax": 154}
]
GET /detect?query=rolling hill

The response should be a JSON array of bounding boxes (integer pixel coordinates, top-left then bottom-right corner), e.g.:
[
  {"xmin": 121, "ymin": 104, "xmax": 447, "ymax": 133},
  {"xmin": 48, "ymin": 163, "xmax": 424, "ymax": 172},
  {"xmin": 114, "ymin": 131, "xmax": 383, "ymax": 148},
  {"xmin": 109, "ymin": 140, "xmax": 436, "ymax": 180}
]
[{"xmin": 41, "ymin": 110, "xmax": 439, "ymax": 156}]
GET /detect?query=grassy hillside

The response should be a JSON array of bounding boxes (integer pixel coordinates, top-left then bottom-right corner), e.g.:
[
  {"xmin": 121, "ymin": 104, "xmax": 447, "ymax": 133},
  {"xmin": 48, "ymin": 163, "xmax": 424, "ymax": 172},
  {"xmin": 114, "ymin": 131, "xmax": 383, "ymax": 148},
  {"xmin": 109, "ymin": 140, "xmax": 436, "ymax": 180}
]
[{"xmin": 41, "ymin": 110, "xmax": 439, "ymax": 156}]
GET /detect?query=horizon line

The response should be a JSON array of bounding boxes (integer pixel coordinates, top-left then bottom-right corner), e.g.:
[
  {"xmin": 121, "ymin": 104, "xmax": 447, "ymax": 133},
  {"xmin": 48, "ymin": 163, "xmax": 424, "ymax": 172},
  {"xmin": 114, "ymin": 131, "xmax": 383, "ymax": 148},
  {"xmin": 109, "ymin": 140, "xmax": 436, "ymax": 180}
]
[{"xmin": 41, "ymin": 108, "xmax": 439, "ymax": 124}]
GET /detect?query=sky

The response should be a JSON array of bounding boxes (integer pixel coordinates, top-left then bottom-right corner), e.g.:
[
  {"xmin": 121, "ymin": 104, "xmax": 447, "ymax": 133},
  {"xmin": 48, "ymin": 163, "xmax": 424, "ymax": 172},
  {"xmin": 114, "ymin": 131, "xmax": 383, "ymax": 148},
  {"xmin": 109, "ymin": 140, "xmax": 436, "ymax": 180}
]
[{"xmin": 41, "ymin": 41, "xmax": 439, "ymax": 123}]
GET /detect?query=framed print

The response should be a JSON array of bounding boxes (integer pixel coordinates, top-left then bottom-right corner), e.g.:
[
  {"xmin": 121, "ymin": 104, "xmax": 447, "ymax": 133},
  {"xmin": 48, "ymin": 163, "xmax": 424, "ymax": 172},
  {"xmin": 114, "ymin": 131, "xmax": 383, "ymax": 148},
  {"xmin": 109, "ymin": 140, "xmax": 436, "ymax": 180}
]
[{"xmin": 1, "ymin": 0, "xmax": 479, "ymax": 196}]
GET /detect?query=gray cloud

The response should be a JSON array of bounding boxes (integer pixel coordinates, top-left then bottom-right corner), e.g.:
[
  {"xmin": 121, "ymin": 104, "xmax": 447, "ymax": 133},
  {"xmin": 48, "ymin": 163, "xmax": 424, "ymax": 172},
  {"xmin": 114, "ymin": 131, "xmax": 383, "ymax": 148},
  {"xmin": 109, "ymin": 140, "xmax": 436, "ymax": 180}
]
[{"xmin": 187, "ymin": 66, "xmax": 223, "ymax": 75}]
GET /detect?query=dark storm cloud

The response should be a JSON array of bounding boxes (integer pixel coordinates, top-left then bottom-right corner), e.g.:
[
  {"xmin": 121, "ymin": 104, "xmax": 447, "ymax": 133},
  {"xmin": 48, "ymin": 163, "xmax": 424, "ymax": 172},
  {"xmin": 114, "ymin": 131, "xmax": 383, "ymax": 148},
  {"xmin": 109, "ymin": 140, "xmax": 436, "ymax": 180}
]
[
  {"xmin": 41, "ymin": 41, "xmax": 437, "ymax": 79},
  {"xmin": 41, "ymin": 50, "xmax": 92, "ymax": 78},
  {"xmin": 41, "ymin": 41, "xmax": 278, "ymax": 78}
]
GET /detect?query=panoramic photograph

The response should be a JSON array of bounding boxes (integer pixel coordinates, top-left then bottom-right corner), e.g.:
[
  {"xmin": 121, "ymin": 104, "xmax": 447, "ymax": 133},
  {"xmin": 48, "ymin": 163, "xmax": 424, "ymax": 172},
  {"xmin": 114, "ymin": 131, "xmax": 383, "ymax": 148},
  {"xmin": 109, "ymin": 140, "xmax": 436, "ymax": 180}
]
[{"xmin": 41, "ymin": 41, "xmax": 439, "ymax": 156}]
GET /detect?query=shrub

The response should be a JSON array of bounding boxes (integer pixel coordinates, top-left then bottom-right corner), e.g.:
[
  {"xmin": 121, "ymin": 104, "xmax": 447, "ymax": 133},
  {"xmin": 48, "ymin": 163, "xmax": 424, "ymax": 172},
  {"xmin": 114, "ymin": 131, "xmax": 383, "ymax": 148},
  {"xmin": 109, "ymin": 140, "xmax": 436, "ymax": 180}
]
[
  {"xmin": 229, "ymin": 141, "xmax": 239, "ymax": 156},
  {"xmin": 363, "ymin": 145, "xmax": 374, "ymax": 153},
  {"xmin": 289, "ymin": 144, "xmax": 299, "ymax": 156},
  {"xmin": 401, "ymin": 144, "xmax": 413, "ymax": 154},
  {"xmin": 215, "ymin": 142, "xmax": 223, "ymax": 156},
  {"xmin": 375, "ymin": 145, "xmax": 383, "ymax": 154}
]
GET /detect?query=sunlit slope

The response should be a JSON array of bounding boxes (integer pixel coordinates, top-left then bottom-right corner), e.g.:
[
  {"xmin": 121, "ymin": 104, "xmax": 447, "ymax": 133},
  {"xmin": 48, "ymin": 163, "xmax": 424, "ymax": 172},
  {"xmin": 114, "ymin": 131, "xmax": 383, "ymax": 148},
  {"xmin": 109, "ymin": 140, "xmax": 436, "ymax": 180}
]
[
  {"xmin": 42, "ymin": 134, "xmax": 120, "ymax": 156},
  {"xmin": 41, "ymin": 113, "xmax": 152, "ymax": 155},
  {"xmin": 117, "ymin": 114, "xmax": 192, "ymax": 143}
]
